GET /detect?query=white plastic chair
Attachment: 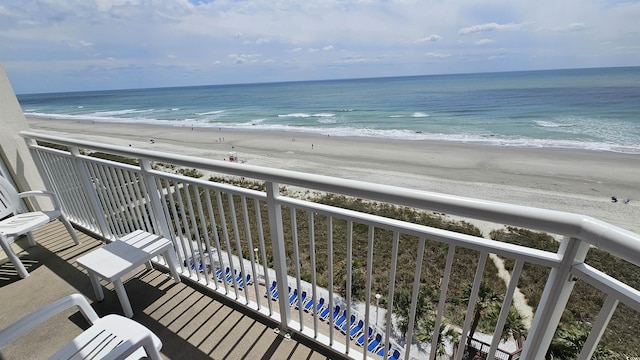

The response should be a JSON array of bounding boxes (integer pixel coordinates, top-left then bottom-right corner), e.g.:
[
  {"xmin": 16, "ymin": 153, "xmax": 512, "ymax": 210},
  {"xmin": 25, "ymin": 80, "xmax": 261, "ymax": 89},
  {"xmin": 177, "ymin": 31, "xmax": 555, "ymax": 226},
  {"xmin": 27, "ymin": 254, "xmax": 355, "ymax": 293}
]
[
  {"xmin": 0, "ymin": 175, "xmax": 80, "ymax": 278},
  {"xmin": 0, "ymin": 293, "xmax": 162, "ymax": 360}
]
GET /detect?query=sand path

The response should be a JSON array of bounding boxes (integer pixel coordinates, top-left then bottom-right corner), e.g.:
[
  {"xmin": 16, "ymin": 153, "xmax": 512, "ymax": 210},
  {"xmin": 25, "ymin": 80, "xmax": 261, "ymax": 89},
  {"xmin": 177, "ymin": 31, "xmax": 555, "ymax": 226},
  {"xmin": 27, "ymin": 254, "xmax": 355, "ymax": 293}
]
[{"xmin": 488, "ymin": 254, "xmax": 534, "ymax": 330}]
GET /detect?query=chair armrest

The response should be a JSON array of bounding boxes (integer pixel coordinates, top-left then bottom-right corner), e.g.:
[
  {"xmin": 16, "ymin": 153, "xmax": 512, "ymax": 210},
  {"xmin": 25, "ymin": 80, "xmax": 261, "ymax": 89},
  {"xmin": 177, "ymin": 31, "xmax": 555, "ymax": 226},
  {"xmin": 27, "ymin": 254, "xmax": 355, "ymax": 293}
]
[
  {"xmin": 0, "ymin": 294, "xmax": 99, "ymax": 348},
  {"xmin": 17, "ymin": 190, "xmax": 62, "ymax": 210},
  {"xmin": 101, "ymin": 331, "xmax": 162, "ymax": 360}
]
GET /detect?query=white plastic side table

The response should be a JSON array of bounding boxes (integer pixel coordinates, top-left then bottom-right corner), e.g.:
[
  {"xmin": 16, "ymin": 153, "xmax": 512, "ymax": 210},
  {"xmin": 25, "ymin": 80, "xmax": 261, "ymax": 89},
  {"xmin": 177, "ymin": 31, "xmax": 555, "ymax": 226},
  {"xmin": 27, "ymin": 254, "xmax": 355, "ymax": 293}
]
[{"xmin": 77, "ymin": 230, "xmax": 181, "ymax": 318}]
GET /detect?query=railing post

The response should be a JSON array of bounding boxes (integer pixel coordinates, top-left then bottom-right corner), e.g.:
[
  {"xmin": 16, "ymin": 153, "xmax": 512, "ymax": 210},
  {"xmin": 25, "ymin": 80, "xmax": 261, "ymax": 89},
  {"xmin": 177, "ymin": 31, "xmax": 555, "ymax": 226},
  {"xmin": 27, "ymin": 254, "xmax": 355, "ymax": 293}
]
[
  {"xmin": 69, "ymin": 147, "xmax": 112, "ymax": 240},
  {"xmin": 520, "ymin": 236, "xmax": 590, "ymax": 359},
  {"xmin": 139, "ymin": 159, "xmax": 172, "ymax": 239},
  {"xmin": 265, "ymin": 181, "xmax": 291, "ymax": 332}
]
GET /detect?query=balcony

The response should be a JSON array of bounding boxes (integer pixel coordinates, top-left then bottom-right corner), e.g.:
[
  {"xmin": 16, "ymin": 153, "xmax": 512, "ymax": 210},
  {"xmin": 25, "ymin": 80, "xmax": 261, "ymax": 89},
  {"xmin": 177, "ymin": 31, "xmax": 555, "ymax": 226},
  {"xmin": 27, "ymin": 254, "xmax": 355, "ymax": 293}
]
[
  {"xmin": 1, "ymin": 130, "xmax": 639, "ymax": 360},
  {"xmin": 0, "ymin": 222, "xmax": 334, "ymax": 359}
]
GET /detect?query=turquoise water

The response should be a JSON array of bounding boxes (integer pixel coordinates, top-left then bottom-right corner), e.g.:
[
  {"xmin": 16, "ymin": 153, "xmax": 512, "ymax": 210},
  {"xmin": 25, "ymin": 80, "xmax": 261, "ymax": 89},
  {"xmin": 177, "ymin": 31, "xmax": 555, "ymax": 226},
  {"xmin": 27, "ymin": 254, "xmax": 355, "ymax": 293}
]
[{"xmin": 17, "ymin": 67, "xmax": 640, "ymax": 154}]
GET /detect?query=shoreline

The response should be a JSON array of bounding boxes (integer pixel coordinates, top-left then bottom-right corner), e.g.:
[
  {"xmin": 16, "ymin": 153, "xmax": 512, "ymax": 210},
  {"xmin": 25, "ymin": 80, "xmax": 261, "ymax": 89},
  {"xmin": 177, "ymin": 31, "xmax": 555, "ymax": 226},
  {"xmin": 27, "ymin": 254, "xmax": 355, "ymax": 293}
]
[{"xmin": 25, "ymin": 117, "xmax": 640, "ymax": 234}]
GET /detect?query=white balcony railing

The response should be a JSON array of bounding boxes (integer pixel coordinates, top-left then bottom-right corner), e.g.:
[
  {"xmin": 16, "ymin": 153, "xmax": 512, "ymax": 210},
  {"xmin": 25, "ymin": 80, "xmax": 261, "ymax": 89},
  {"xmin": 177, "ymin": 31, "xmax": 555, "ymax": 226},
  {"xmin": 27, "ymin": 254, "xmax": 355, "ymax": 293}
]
[{"xmin": 21, "ymin": 130, "xmax": 640, "ymax": 360}]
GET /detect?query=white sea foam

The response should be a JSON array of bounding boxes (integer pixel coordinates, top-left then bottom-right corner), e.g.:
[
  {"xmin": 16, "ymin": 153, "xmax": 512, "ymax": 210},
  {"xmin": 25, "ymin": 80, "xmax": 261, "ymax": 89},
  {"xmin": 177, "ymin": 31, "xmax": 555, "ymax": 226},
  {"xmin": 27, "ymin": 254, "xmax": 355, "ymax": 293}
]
[
  {"xmin": 278, "ymin": 113, "xmax": 335, "ymax": 118},
  {"xmin": 26, "ymin": 110, "xmax": 640, "ymax": 154},
  {"xmin": 536, "ymin": 116, "xmax": 640, "ymax": 149},
  {"xmin": 278, "ymin": 113, "xmax": 311, "ymax": 118},
  {"xmin": 25, "ymin": 112, "xmax": 180, "ymax": 126},
  {"xmin": 90, "ymin": 109, "xmax": 155, "ymax": 116},
  {"xmin": 217, "ymin": 121, "xmax": 640, "ymax": 154},
  {"xmin": 411, "ymin": 112, "xmax": 430, "ymax": 118},
  {"xmin": 534, "ymin": 120, "xmax": 574, "ymax": 128},
  {"xmin": 195, "ymin": 110, "xmax": 225, "ymax": 116},
  {"xmin": 235, "ymin": 118, "xmax": 266, "ymax": 127}
]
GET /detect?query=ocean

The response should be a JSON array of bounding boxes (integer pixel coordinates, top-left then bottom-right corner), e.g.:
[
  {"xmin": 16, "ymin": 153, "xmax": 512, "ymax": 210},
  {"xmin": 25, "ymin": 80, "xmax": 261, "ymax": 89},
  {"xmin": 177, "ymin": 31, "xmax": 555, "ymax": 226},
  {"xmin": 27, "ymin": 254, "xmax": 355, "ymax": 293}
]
[{"xmin": 17, "ymin": 66, "xmax": 640, "ymax": 154}]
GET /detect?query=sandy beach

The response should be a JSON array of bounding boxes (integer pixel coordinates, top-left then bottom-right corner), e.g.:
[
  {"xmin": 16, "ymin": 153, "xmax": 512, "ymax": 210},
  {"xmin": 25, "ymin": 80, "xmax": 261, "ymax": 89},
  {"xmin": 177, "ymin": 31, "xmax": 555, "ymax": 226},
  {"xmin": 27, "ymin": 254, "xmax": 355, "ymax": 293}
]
[{"xmin": 26, "ymin": 117, "xmax": 640, "ymax": 234}]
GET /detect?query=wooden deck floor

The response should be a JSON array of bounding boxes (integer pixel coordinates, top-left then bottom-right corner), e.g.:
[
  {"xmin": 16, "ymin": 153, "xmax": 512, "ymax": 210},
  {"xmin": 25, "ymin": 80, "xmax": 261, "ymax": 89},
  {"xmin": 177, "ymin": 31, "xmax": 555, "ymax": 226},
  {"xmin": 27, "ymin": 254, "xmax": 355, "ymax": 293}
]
[{"xmin": 0, "ymin": 221, "xmax": 339, "ymax": 360}]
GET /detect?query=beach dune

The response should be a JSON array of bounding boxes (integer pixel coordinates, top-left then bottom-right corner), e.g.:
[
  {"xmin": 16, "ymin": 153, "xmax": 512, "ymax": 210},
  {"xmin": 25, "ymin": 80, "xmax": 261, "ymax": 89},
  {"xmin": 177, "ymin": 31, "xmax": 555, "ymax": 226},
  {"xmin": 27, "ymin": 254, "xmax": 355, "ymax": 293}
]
[{"xmin": 26, "ymin": 117, "xmax": 640, "ymax": 234}]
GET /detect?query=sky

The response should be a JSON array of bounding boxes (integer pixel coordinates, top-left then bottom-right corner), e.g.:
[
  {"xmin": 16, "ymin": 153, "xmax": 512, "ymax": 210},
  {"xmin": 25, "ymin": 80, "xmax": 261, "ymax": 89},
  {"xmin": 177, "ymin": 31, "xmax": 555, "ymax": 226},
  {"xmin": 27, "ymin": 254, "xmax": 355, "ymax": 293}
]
[{"xmin": 1, "ymin": 0, "xmax": 639, "ymax": 94}]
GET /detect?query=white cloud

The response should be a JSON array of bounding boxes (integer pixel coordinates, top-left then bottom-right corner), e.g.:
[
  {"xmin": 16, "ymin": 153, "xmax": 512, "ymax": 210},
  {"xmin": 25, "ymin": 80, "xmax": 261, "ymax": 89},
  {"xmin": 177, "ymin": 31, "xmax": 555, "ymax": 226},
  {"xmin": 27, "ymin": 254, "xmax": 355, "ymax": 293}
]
[
  {"xmin": 415, "ymin": 34, "xmax": 442, "ymax": 43},
  {"xmin": 459, "ymin": 22, "xmax": 529, "ymax": 35},
  {"xmin": 552, "ymin": 22, "xmax": 587, "ymax": 32},
  {"xmin": 229, "ymin": 53, "xmax": 247, "ymax": 64},
  {"xmin": 244, "ymin": 37, "xmax": 272, "ymax": 45},
  {"xmin": 228, "ymin": 53, "xmax": 263, "ymax": 64},
  {"xmin": 337, "ymin": 56, "xmax": 380, "ymax": 64},
  {"xmin": 425, "ymin": 52, "xmax": 451, "ymax": 58},
  {"xmin": 0, "ymin": 5, "xmax": 11, "ymax": 16},
  {"xmin": 475, "ymin": 38, "xmax": 494, "ymax": 45},
  {"xmin": 323, "ymin": 45, "xmax": 334, "ymax": 51}
]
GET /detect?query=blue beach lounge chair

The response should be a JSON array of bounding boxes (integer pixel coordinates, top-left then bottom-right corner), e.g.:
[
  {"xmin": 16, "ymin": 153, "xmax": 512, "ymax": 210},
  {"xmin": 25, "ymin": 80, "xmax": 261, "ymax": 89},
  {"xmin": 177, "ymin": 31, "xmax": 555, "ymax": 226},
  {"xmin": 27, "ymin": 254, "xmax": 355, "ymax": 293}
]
[
  {"xmin": 333, "ymin": 309, "xmax": 347, "ymax": 329},
  {"xmin": 230, "ymin": 272, "xmax": 243, "ymax": 286},
  {"xmin": 320, "ymin": 305, "xmax": 339, "ymax": 322},
  {"xmin": 236, "ymin": 274, "xmax": 250, "ymax": 290},
  {"xmin": 376, "ymin": 343, "xmax": 391, "ymax": 357},
  {"xmin": 388, "ymin": 349, "xmax": 401, "ymax": 360},
  {"xmin": 310, "ymin": 297, "xmax": 325, "ymax": 313},
  {"xmin": 288, "ymin": 289, "xmax": 298, "ymax": 306},
  {"xmin": 274, "ymin": 286, "xmax": 289, "ymax": 302},
  {"xmin": 349, "ymin": 319, "xmax": 364, "ymax": 339},
  {"xmin": 264, "ymin": 280, "xmax": 276, "ymax": 297},
  {"xmin": 356, "ymin": 327, "xmax": 373, "ymax": 347},
  {"xmin": 268, "ymin": 280, "xmax": 277, "ymax": 294},
  {"xmin": 318, "ymin": 306, "xmax": 330, "ymax": 321},
  {"xmin": 272, "ymin": 286, "xmax": 290, "ymax": 302},
  {"xmin": 367, "ymin": 333, "xmax": 382, "ymax": 352},
  {"xmin": 341, "ymin": 314, "xmax": 357, "ymax": 334},
  {"xmin": 315, "ymin": 298, "xmax": 325, "ymax": 313},
  {"xmin": 303, "ymin": 297, "xmax": 314, "ymax": 311},
  {"xmin": 216, "ymin": 267, "xmax": 230, "ymax": 283},
  {"xmin": 295, "ymin": 291, "xmax": 307, "ymax": 309},
  {"xmin": 225, "ymin": 269, "xmax": 239, "ymax": 284},
  {"xmin": 331, "ymin": 307, "xmax": 343, "ymax": 324},
  {"xmin": 184, "ymin": 259, "xmax": 203, "ymax": 272},
  {"xmin": 305, "ymin": 297, "xmax": 324, "ymax": 313}
]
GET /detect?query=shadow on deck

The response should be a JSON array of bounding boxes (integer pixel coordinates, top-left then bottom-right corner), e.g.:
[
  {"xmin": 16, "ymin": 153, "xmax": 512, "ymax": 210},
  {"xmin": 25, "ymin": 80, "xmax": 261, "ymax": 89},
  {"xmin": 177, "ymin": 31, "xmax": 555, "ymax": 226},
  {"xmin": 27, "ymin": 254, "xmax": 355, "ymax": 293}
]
[{"xmin": 0, "ymin": 222, "xmax": 338, "ymax": 360}]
